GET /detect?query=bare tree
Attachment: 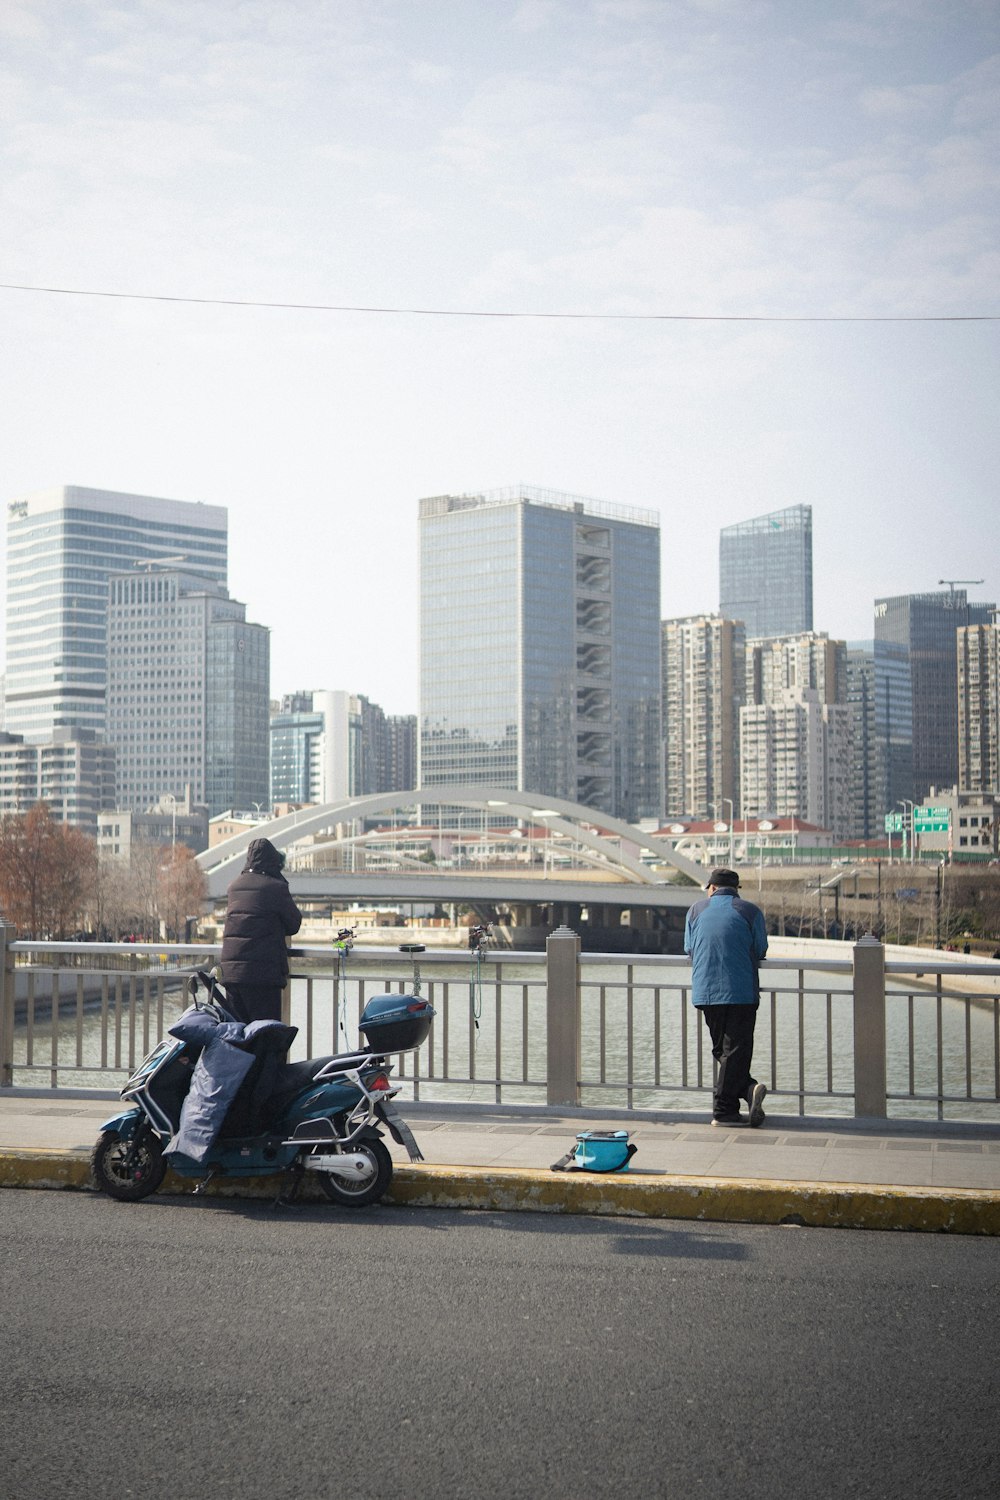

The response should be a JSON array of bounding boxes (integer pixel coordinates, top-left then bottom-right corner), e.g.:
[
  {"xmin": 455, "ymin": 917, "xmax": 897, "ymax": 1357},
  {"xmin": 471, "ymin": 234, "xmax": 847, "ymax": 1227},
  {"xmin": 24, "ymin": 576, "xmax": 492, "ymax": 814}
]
[
  {"xmin": 127, "ymin": 842, "xmax": 164, "ymax": 940},
  {"xmin": 0, "ymin": 803, "xmax": 96, "ymax": 937},
  {"xmin": 157, "ymin": 844, "xmax": 208, "ymax": 939}
]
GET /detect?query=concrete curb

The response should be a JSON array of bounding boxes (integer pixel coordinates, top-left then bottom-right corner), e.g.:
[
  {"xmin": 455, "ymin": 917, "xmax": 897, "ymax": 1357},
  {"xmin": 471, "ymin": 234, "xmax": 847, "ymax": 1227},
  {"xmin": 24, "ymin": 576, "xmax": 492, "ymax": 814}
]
[
  {"xmin": 2, "ymin": 1148, "xmax": 999, "ymax": 1234},
  {"xmin": 388, "ymin": 1165, "xmax": 1000, "ymax": 1235}
]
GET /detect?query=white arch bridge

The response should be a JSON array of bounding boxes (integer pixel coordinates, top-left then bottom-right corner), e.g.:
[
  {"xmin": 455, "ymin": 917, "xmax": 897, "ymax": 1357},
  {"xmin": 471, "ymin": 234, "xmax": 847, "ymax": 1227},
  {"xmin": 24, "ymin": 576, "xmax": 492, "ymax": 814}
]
[{"xmin": 197, "ymin": 788, "xmax": 704, "ymax": 950}]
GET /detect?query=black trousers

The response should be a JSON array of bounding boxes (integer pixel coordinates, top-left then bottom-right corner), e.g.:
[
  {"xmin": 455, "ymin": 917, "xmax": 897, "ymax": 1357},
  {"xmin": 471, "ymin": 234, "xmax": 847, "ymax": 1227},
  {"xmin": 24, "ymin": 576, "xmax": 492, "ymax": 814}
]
[
  {"xmin": 223, "ymin": 982, "xmax": 284, "ymax": 1025},
  {"xmin": 700, "ymin": 1004, "xmax": 759, "ymax": 1119}
]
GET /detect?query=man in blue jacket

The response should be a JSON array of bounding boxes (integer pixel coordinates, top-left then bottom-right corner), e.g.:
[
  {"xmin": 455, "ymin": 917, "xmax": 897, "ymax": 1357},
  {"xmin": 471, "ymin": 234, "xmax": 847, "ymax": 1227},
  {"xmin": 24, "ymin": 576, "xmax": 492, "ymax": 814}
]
[{"xmin": 684, "ymin": 867, "xmax": 769, "ymax": 1127}]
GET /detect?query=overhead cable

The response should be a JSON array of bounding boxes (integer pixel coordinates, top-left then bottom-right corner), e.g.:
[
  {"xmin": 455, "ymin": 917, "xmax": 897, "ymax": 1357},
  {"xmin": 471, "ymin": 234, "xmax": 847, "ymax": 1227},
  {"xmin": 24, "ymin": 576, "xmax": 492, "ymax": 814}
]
[{"xmin": 0, "ymin": 279, "xmax": 996, "ymax": 322}]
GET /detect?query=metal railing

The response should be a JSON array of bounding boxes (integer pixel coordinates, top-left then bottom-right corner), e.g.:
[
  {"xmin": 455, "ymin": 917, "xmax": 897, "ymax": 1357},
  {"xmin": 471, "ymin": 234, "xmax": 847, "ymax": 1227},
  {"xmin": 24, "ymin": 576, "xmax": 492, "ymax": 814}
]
[{"xmin": 1, "ymin": 924, "xmax": 998, "ymax": 1121}]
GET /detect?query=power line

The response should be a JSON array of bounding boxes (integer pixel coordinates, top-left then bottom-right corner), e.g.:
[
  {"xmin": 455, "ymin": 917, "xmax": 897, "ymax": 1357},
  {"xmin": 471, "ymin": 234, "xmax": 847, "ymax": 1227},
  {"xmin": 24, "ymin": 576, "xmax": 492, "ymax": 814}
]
[{"xmin": 0, "ymin": 279, "xmax": 996, "ymax": 323}]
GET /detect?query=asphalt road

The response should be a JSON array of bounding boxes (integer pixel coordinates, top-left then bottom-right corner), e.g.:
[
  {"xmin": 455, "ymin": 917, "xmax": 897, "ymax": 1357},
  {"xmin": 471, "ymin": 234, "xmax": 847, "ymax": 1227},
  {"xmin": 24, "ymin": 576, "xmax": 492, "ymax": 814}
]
[{"xmin": 1, "ymin": 1190, "xmax": 997, "ymax": 1500}]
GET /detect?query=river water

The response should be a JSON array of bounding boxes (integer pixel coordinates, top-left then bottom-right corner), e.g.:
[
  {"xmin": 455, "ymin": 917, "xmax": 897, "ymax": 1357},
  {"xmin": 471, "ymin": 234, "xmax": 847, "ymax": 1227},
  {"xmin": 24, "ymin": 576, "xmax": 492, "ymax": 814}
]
[{"xmin": 10, "ymin": 959, "xmax": 999, "ymax": 1123}]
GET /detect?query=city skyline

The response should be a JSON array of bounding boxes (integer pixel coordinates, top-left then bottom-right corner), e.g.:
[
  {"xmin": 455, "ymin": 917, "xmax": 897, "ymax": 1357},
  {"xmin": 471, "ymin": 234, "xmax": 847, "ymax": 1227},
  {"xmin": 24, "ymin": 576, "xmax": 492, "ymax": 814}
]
[{"xmin": 0, "ymin": 1, "xmax": 996, "ymax": 715}]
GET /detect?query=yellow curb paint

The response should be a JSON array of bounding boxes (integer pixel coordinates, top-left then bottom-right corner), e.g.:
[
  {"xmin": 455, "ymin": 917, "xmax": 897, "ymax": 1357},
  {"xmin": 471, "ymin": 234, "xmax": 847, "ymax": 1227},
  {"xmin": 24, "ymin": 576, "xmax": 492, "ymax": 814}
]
[
  {"xmin": 0, "ymin": 1149, "xmax": 93, "ymax": 1192},
  {"xmin": 2, "ymin": 1151, "xmax": 998, "ymax": 1234},
  {"xmin": 386, "ymin": 1166, "xmax": 1000, "ymax": 1235}
]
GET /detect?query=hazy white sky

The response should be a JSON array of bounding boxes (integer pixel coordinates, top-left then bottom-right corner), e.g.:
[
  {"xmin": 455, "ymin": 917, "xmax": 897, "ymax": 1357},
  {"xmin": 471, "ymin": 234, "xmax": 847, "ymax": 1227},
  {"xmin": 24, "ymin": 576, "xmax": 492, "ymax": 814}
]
[{"xmin": 1, "ymin": 0, "xmax": 997, "ymax": 713}]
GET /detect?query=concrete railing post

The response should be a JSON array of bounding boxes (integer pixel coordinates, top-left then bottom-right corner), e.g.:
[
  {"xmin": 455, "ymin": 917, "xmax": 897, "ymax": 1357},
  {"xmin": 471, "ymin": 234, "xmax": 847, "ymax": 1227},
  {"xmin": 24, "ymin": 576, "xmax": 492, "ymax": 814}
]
[
  {"xmin": 0, "ymin": 921, "xmax": 15, "ymax": 1088},
  {"xmin": 852, "ymin": 934, "xmax": 887, "ymax": 1118},
  {"xmin": 546, "ymin": 925, "xmax": 581, "ymax": 1107}
]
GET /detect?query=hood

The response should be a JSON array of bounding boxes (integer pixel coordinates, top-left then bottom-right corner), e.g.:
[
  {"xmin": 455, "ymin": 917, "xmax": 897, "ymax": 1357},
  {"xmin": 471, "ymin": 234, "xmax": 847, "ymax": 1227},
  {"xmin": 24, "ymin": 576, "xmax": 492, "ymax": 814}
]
[{"xmin": 241, "ymin": 838, "xmax": 285, "ymax": 877}]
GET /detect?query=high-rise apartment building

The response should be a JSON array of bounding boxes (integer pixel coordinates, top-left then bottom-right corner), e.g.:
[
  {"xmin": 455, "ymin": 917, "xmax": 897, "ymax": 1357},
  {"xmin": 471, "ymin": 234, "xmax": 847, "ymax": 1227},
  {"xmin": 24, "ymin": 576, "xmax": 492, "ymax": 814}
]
[
  {"xmin": 661, "ymin": 615, "xmax": 745, "ymax": 819},
  {"xmin": 748, "ymin": 631, "xmax": 845, "ymax": 707},
  {"xmin": 874, "ymin": 589, "xmax": 995, "ymax": 805},
  {"xmin": 5, "ymin": 485, "xmax": 227, "ymax": 742},
  {"xmin": 845, "ymin": 644, "xmax": 882, "ymax": 839},
  {"xmin": 958, "ymin": 619, "xmax": 1000, "ymax": 793},
  {"xmin": 740, "ymin": 691, "xmax": 852, "ymax": 838},
  {"xmin": 386, "ymin": 715, "xmax": 418, "ymax": 792},
  {"xmin": 719, "ymin": 504, "xmax": 812, "ymax": 640},
  {"xmin": 740, "ymin": 631, "xmax": 852, "ymax": 836},
  {"xmin": 106, "ymin": 570, "xmax": 268, "ymax": 816},
  {"xmin": 419, "ymin": 486, "xmax": 662, "ymax": 822}
]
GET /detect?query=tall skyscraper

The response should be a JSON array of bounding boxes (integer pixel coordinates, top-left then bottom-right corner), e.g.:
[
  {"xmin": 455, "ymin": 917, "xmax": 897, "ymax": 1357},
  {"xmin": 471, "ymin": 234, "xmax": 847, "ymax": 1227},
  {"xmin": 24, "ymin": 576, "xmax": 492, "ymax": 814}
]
[
  {"xmin": 661, "ymin": 614, "xmax": 745, "ymax": 818},
  {"xmin": 957, "ymin": 619, "xmax": 1000, "ymax": 793},
  {"xmin": 5, "ymin": 485, "xmax": 227, "ymax": 742},
  {"xmin": 719, "ymin": 504, "xmax": 813, "ymax": 640},
  {"xmin": 419, "ymin": 486, "xmax": 662, "ymax": 822},
  {"xmin": 106, "ymin": 569, "xmax": 268, "ymax": 816},
  {"xmin": 874, "ymin": 589, "xmax": 995, "ymax": 805}
]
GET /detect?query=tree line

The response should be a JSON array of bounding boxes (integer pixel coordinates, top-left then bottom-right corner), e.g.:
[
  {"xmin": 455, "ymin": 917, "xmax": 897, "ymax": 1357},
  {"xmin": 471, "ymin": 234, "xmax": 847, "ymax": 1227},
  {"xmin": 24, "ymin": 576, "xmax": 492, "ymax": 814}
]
[{"xmin": 0, "ymin": 803, "xmax": 208, "ymax": 940}]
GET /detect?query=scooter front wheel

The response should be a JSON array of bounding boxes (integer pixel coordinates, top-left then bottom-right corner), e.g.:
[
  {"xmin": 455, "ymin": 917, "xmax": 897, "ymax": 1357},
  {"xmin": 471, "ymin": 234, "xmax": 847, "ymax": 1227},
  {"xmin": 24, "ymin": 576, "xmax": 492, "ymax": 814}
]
[
  {"xmin": 91, "ymin": 1128, "xmax": 167, "ymax": 1202},
  {"xmin": 315, "ymin": 1137, "xmax": 393, "ymax": 1208}
]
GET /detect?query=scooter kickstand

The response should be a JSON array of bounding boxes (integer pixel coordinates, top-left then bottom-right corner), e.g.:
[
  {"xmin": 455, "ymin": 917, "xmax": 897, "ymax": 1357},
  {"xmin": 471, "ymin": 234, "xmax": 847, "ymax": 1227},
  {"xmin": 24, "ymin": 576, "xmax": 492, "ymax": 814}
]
[
  {"xmin": 273, "ymin": 1164, "xmax": 303, "ymax": 1209},
  {"xmin": 193, "ymin": 1170, "xmax": 218, "ymax": 1196}
]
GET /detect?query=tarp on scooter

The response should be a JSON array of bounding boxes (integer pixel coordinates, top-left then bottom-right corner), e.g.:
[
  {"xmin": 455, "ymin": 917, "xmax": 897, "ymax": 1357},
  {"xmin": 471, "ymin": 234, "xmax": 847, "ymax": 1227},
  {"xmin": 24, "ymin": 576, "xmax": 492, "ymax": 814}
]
[{"xmin": 164, "ymin": 1009, "xmax": 297, "ymax": 1164}]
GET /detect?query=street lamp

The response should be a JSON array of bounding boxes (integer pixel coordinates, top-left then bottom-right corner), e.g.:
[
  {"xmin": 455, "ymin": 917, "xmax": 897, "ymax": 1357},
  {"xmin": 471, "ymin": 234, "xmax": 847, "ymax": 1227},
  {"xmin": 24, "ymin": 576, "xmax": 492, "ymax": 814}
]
[
  {"xmin": 719, "ymin": 797, "xmax": 735, "ymax": 868},
  {"xmin": 898, "ymin": 800, "xmax": 915, "ymax": 864}
]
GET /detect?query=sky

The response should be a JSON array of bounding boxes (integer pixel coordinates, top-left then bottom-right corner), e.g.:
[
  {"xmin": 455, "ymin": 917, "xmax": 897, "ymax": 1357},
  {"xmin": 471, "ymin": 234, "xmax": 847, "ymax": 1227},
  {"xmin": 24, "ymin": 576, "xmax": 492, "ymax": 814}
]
[{"xmin": 1, "ymin": 0, "xmax": 997, "ymax": 715}]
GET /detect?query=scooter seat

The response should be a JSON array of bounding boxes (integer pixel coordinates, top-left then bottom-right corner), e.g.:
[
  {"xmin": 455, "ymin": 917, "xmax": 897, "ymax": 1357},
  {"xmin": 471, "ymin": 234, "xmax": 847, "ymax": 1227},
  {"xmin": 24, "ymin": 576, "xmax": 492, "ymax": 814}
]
[
  {"xmin": 283, "ymin": 1051, "xmax": 374, "ymax": 1088},
  {"xmin": 260, "ymin": 1051, "xmax": 379, "ymax": 1124}
]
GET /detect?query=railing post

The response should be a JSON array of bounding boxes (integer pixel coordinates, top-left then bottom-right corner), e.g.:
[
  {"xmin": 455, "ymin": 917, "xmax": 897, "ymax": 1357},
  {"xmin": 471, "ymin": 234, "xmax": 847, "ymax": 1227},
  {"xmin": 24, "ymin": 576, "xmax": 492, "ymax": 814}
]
[
  {"xmin": 0, "ymin": 921, "xmax": 15, "ymax": 1088},
  {"xmin": 546, "ymin": 925, "xmax": 581, "ymax": 1107},
  {"xmin": 852, "ymin": 934, "xmax": 887, "ymax": 1118}
]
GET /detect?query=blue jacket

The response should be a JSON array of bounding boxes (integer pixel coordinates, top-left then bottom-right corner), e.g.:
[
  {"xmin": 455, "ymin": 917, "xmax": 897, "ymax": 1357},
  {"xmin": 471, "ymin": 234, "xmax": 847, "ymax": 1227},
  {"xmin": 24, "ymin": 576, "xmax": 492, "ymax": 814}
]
[{"xmin": 683, "ymin": 889, "xmax": 768, "ymax": 1006}]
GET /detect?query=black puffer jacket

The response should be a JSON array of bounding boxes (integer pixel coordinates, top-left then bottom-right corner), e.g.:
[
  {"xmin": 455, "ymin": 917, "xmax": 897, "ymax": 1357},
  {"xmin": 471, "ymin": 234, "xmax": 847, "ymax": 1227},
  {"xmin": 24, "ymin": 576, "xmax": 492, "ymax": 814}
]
[{"xmin": 220, "ymin": 838, "xmax": 302, "ymax": 985}]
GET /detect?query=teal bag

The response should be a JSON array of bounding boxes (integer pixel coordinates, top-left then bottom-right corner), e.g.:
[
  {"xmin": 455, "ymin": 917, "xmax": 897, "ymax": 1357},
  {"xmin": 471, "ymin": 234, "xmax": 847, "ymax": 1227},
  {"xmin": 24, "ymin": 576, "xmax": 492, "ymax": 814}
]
[{"xmin": 551, "ymin": 1129, "xmax": 636, "ymax": 1173}]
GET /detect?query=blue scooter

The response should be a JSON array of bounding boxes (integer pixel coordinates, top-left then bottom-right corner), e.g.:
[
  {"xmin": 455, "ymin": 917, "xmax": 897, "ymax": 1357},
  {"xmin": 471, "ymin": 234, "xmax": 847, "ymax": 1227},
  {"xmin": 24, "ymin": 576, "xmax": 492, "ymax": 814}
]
[{"xmin": 91, "ymin": 957, "xmax": 434, "ymax": 1208}]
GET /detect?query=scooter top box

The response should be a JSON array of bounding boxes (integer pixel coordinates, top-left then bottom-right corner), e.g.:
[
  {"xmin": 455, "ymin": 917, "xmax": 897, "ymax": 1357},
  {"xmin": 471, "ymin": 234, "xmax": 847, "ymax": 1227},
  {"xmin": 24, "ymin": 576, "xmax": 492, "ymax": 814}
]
[{"xmin": 359, "ymin": 994, "xmax": 435, "ymax": 1052}]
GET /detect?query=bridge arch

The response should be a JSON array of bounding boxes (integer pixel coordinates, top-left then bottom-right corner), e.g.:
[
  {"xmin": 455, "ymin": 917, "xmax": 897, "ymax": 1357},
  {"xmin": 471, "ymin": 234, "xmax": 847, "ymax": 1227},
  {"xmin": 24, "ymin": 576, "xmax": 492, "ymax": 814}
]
[{"xmin": 197, "ymin": 786, "xmax": 705, "ymax": 886}]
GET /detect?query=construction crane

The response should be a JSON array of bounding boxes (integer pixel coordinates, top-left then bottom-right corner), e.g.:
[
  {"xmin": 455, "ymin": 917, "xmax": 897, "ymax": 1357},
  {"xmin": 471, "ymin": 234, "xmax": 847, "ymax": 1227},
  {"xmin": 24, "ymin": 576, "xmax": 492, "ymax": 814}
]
[{"xmin": 938, "ymin": 578, "xmax": 984, "ymax": 593}]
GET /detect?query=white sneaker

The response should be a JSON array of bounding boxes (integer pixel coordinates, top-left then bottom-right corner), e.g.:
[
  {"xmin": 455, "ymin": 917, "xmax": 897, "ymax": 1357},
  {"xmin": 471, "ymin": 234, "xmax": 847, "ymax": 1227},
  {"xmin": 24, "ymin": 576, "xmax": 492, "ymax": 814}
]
[{"xmin": 748, "ymin": 1082, "xmax": 767, "ymax": 1128}]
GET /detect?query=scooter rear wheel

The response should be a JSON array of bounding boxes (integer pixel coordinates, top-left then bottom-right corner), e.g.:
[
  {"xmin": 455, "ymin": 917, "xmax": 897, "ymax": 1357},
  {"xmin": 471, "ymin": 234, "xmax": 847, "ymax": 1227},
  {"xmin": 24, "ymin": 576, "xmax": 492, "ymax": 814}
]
[
  {"xmin": 315, "ymin": 1137, "xmax": 393, "ymax": 1207},
  {"xmin": 92, "ymin": 1128, "xmax": 167, "ymax": 1202}
]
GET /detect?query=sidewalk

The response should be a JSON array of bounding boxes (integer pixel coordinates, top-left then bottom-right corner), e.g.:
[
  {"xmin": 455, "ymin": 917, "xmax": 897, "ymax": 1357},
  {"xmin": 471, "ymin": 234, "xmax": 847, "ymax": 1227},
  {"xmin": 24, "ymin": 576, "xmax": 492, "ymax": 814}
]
[{"xmin": 2, "ymin": 1091, "xmax": 999, "ymax": 1234}]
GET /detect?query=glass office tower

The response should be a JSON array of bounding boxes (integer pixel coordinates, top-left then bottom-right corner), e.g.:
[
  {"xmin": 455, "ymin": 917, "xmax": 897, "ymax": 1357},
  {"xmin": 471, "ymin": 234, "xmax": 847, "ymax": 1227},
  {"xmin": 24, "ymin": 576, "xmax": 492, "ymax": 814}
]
[
  {"xmin": 874, "ymin": 589, "xmax": 995, "ymax": 805},
  {"xmin": 106, "ymin": 570, "xmax": 268, "ymax": 817},
  {"xmin": 419, "ymin": 486, "xmax": 662, "ymax": 823},
  {"xmin": 719, "ymin": 504, "xmax": 813, "ymax": 640},
  {"xmin": 5, "ymin": 485, "xmax": 228, "ymax": 742}
]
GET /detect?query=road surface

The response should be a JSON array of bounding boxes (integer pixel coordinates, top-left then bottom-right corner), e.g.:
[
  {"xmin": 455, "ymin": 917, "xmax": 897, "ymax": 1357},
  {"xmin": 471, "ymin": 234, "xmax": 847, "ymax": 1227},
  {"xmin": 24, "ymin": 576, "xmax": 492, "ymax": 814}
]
[{"xmin": 1, "ymin": 1189, "xmax": 997, "ymax": 1499}]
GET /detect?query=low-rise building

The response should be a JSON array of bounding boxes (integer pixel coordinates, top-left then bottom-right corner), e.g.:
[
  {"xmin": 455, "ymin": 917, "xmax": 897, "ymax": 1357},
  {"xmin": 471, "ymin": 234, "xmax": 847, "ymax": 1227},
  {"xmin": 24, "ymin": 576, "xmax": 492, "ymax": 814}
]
[{"xmin": 97, "ymin": 789, "xmax": 209, "ymax": 859}]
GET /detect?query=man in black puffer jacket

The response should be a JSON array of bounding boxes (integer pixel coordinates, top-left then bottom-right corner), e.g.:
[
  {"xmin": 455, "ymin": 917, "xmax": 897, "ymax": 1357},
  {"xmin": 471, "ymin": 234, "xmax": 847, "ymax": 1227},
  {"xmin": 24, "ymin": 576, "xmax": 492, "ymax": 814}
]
[{"xmin": 220, "ymin": 838, "xmax": 303, "ymax": 1023}]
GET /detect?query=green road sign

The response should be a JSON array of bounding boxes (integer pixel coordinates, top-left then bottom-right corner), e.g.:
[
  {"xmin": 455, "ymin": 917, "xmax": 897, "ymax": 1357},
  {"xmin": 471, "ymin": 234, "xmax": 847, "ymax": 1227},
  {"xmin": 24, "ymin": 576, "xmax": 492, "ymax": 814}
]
[
  {"xmin": 884, "ymin": 813, "xmax": 903, "ymax": 832},
  {"xmin": 914, "ymin": 805, "xmax": 950, "ymax": 833}
]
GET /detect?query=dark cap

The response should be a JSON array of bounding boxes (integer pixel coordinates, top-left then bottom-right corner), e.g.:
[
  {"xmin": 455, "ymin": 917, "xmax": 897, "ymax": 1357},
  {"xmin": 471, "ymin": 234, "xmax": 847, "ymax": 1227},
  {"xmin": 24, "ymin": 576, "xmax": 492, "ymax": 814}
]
[{"xmin": 707, "ymin": 868, "xmax": 740, "ymax": 890}]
